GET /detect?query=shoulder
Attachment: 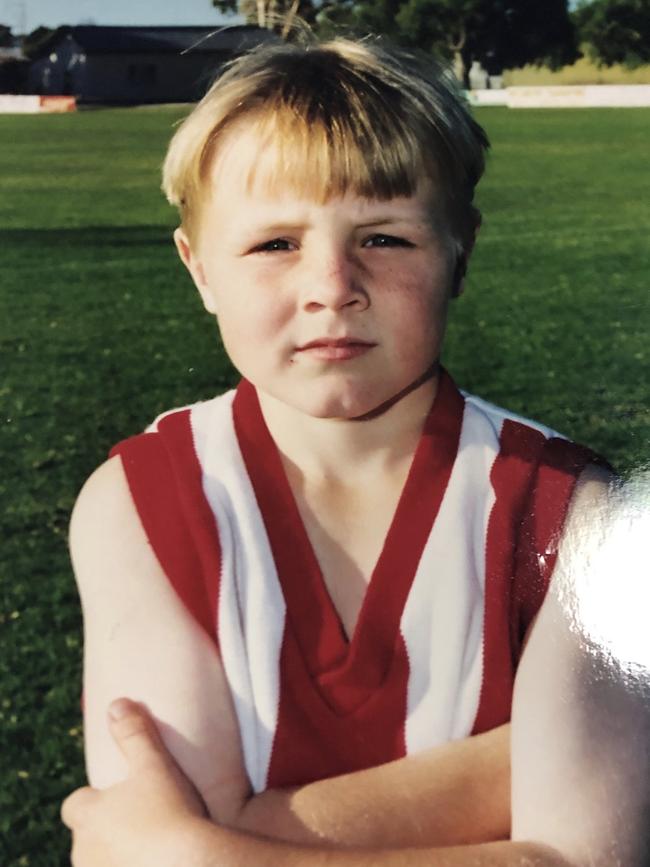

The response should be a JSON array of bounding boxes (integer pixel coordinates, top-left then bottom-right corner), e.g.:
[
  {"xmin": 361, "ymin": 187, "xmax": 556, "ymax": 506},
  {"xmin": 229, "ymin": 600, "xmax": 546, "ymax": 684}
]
[
  {"xmin": 142, "ymin": 388, "xmax": 236, "ymax": 436},
  {"xmin": 73, "ymin": 460, "xmax": 250, "ymax": 812},
  {"xmin": 69, "ymin": 456, "xmax": 186, "ymax": 647},
  {"xmin": 518, "ymin": 463, "xmax": 613, "ymax": 630},
  {"xmin": 72, "ymin": 406, "xmax": 228, "ymax": 636},
  {"xmin": 462, "ymin": 387, "xmax": 608, "ymax": 475},
  {"xmin": 70, "ymin": 456, "xmax": 134, "ymax": 555},
  {"xmin": 108, "ymin": 389, "xmax": 238, "ymax": 484},
  {"xmin": 514, "ymin": 466, "xmax": 614, "ymax": 655},
  {"xmin": 511, "ymin": 471, "xmax": 649, "ymax": 862},
  {"xmin": 565, "ymin": 461, "xmax": 613, "ymax": 523},
  {"xmin": 460, "ymin": 389, "xmax": 566, "ymax": 479},
  {"xmin": 462, "ymin": 390, "xmax": 560, "ymax": 442},
  {"xmin": 69, "ymin": 456, "xmax": 153, "ymax": 597},
  {"xmin": 69, "ymin": 451, "xmax": 215, "ymax": 648}
]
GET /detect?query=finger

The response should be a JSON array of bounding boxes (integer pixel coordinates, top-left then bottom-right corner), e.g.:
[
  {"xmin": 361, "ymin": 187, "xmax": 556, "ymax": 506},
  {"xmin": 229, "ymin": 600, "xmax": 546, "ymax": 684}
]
[
  {"xmin": 108, "ymin": 697, "xmax": 173, "ymax": 775},
  {"xmin": 61, "ymin": 786, "xmax": 97, "ymax": 829}
]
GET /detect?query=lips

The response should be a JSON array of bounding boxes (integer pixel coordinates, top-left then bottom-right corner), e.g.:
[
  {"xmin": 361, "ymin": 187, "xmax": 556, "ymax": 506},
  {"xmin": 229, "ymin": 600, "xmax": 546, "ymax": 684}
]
[
  {"xmin": 295, "ymin": 337, "xmax": 376, "ymax": 361},
  {"xmin": 297, "ymin": 337, "xmax": 375, "ymax": 350}
]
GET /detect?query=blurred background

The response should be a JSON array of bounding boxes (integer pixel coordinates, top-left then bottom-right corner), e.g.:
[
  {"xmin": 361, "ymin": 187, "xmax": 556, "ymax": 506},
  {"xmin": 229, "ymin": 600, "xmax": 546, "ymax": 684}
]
[{"xmin": 1, "ymin": 1, "xmax": 649, "ymax": 864}]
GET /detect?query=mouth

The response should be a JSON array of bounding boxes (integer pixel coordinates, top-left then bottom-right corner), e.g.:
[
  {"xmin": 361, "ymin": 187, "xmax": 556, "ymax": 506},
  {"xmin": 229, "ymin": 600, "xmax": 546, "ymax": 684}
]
[{"xmin": 295, "ymin": 337, "xmax": 376, "ymax": 361}]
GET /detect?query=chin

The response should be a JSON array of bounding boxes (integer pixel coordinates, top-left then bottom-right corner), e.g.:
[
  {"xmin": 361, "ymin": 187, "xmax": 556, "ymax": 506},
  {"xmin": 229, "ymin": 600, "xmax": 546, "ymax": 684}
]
[{"xmin": 289, "ymin": 381, "xmax": 391, "ymax": 421}]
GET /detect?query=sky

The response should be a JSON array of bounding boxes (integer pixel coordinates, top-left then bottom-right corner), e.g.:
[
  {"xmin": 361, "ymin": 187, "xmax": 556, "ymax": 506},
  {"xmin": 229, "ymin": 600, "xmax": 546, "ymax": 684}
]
[
  {"xmin": 1, "ymin": 0, "xmax": 241, "ymax": 33},
  {"xmin": 2, "ymin": 0, "xmax": 588, "ymax": 34}
]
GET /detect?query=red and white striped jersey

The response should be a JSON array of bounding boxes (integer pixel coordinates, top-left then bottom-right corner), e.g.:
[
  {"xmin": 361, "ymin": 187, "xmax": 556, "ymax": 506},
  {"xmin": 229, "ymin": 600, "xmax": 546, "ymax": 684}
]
[{"xmin": 111, "ymin": 370, "xmax": 599, "ymax": 793}]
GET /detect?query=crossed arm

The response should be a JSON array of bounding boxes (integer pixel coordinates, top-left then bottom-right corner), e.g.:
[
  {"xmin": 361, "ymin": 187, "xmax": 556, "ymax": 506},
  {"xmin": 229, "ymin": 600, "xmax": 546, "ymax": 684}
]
[{"xmin": 64, "ymin": 458, "xmax": 650, "ymax": 866}]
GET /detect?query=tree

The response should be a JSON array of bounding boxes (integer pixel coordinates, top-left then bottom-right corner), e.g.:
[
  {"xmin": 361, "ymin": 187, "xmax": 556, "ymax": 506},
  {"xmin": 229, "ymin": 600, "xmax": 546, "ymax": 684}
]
[
  {"xmin": 575, "ymin": 0, "xmax": 650, "ymax": 67},
  {"xmin": 395, "ymin": 0, "xmax": 579, "ymax": 83},
  {"xmin": 318, "ymin": 0, "xmax": 405, "ymax": 41},
  {"xmin": 212, "ymin": 0, "xmax": 580, "ymax": 83},
  {"xmin": 212, "ymin": 0, "xmax": 319, "ymax": 37},
  {"xmin": 212, "ymin": 0, "xmax": 413, "ymax": 39},
  {"xmin": 392, "ymin": 1, "xmax": 483, "ymax": 84},
  {"xmin": 21, "ymin": 26, "xmax": 55, "ymax": 59}
]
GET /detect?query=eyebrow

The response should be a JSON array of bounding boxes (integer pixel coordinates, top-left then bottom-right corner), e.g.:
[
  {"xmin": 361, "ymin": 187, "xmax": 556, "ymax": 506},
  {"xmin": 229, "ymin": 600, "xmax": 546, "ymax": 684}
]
[
  {"xmin": 248, "ymin": 215, "xmax": 428, "ymax": 234},
  {"xmin": 355, "ymin": 216, "xmax": 426, "ymax": 228},
  {"xmin": 248, "ymin": 222, "xmax": 307, "ymax": 233}
]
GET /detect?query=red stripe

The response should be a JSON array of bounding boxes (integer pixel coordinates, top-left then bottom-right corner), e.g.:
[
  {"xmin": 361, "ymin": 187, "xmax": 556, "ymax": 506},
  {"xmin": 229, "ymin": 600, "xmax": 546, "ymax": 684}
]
[
  {"xmin": 110, "ymin": 409, "xmax": 222, "ymax": 643},
  {"xmin": 336, "ymin": 370, "xmax": 464, "ymax": 707},
  {"xmin": 472, "ymin": 418, "xmax": 545, "ymax": 735},
  {"xmin": 473, "ymin": 426, "xmax": 602, "ymax": 735},
  {"xmin": 267, "ymin": 631, "xmax": 410, "ymax": 788},
  {"xmin": 158, "ymin": 410, "xmax": 224, "ymax": 641},
  {"xmin": 513, "ymin": 437, "xmax": 600, "ymax": 646},
  {"xmin": 233, "ymin": 370, "xmax": 464, "ymax": 716},
  {"xmin": 232, "ymin": 380, "xmax": 349, "ymax": 678}
]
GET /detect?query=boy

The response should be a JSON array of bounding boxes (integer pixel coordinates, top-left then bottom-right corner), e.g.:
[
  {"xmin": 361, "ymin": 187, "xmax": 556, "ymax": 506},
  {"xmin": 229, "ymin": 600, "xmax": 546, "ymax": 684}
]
[{"xmin": 63, "ymin": 37, "xmax": 633, "ymax": 866}]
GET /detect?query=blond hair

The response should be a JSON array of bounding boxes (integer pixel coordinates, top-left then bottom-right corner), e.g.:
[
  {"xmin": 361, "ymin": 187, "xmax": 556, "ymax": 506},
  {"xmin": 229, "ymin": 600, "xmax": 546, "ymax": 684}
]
[{"xmin": 162, "ymin": 37, "xmax": 489, "ymax": 252}]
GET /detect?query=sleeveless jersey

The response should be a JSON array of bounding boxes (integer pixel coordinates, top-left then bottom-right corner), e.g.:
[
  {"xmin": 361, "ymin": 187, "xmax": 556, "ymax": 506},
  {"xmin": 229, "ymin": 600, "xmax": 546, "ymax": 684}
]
[{"xmin": 110, "ymin": 370, "xmax": 600, "ymax": 793}]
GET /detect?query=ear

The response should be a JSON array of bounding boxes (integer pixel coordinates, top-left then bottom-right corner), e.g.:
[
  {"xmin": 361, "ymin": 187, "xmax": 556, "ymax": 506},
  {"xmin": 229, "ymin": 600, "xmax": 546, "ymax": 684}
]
[
  {"xmin": 451, "ymin": 254, "xmax": 467, "ymax": 298},
  {"xmin": 451, "ymin": 212, "xmax": 481, "ymax": 299},
  {"xmin": 173, "ymin": 227, "xmax": 218, "ymax": 315}
]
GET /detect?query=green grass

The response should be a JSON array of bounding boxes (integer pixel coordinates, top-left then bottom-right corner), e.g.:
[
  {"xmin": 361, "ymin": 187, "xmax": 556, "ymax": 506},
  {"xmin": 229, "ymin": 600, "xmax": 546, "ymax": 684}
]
[
  {"xmin": 0, "ymin": 105, "xmax": 648, "ymax": 866},
  {"xmin": 452, "ymin": 108, "xmax": 649, "ymax": 466}
]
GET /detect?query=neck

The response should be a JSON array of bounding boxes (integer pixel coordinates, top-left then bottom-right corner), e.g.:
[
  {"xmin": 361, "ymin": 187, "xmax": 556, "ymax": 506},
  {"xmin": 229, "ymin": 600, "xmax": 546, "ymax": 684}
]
[{"xmin": 256, "ymin": 370, "xmax": 440, "ymax": 485}]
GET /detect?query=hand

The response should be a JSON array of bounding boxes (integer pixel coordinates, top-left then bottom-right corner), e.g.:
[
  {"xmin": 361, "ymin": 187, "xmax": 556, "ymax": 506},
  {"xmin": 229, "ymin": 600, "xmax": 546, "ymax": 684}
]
[{"xmin": 62, "ymin": 698, "xmax": 209, "ymax": 867}]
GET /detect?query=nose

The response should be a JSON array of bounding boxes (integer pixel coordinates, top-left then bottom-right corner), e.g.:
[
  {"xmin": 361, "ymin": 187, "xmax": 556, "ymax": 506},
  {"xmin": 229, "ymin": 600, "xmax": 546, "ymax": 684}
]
[{"xmin": 302, "ymin": 249, "xmax": 369, "ymax": 313}]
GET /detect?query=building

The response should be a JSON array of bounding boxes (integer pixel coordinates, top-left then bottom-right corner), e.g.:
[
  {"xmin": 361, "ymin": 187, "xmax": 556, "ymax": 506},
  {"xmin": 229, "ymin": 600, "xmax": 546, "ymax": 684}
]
[
  {"xmin": 26, "ymin": 25, "xmax": 279, "ymax": 104},
  {"xmin": 0, "ymin": 42, "xmax": 29, "ymax": 93}
]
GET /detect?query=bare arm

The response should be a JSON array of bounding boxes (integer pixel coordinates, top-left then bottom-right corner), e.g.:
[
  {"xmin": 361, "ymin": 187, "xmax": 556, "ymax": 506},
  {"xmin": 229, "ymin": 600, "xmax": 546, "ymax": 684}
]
[
  {"xmin": 70, "ymin": 456, "xmax": 250, "ymax": 822},
  {"xmin": 232, "ymin": 723, "xmax": 510, "ymax": 847},
  {"xmin": 72, "ymin": 456, "xmax": 511, "ymax": 851},
  {"xmin": 63, "ymin": 701, "xmax": 563, "ymax": 867},
  {"xmin": 72, "ymin": 456, "xmax": 510, "ymax": 848},
  {"xmin": 511, "ymin": 467, "xmax": 650, "ymax": 866},
  {"xmin": 185, "ymin": 825, "xmax": 564, "ymax": 867},
  {"xmin": 70, "ymin": 461, "xmax": 650, "ymax": 867},
  {"xmin": 68, "ymin": 464, "xmax": 650, "ymax": 867},
  {"xmin": 164, "ymin": 465, "xmax": 650, "ymax": 865}
]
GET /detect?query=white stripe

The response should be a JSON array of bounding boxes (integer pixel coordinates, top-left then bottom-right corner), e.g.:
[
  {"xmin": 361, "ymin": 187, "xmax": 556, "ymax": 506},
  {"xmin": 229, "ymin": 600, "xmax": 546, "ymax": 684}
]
[
  {"xmin": 402, "ymin": 400, "xmax": 503, "ymax": 752},
  {"xmin": 190, "ymin": 391, "xmax": 286, "ymax": 793},
  {"xmin": 463, "ymin": 391, "xmax": 562, "ymax": 440}
]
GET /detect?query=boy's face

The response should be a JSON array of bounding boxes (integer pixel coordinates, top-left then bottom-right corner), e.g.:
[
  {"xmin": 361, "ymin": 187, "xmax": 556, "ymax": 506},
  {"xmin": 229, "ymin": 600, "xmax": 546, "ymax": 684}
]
[{"xmin": 175, "ymin": 126, "xmax": 459, "ymax": 420}]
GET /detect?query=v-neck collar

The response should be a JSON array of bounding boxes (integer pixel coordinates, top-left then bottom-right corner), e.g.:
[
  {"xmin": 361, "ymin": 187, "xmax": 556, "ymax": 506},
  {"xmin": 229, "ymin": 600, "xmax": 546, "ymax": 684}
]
[{"xmin": 232, "ymin": 370, "xmax": 465, "ymax": 715}]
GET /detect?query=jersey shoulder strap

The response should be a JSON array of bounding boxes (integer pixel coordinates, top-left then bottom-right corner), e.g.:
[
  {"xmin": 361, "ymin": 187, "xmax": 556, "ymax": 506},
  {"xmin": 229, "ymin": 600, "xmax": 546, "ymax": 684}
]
[
  {"xmin": 109, "ymin": 406, "xmax": 222, "ymax": 644},
  {"xmin": 512, "ymin": 435, "xmax": 609, "ymax": 654}
]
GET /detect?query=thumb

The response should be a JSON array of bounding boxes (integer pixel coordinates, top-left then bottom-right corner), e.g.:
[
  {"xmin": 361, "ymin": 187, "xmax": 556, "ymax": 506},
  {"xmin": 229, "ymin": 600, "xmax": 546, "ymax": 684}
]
[{"xmin": 108, "ymin": 698, "xmax": 172, "ymax": 775}]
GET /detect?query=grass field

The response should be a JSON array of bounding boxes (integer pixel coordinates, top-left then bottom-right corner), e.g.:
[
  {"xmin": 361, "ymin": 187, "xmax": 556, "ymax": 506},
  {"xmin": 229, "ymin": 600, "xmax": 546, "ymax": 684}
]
[{"xmin": 1, "ymin": 104, "xmax": 649, "ymax": 866}]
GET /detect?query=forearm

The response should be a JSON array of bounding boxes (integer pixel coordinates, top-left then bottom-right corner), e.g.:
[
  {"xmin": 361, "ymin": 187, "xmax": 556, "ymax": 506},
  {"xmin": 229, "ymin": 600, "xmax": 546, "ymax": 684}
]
[
  {"xmin": 231, "ymin": 724, "xmax": 510, "ymax": 849},
  {"xmin": 187, "ymin": 819, "xmax": 569, "ymax": 867}
]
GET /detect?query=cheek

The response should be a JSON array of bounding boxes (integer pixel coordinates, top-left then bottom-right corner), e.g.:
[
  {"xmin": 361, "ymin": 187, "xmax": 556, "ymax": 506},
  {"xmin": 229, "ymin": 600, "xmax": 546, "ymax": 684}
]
[
  {"xmin": 383, "ymin": 276, "xmax": 450, "ymax": 338},
  {"xmin": 216, "ymin": 293, "xmax": 291, "ymax": 356},
  {"xmin": 211, "ymin": 260, "xmax": 294, "ymax": 335},
  {"xmin": 381, "ymin": 279, "xmax": 451, "ymax": 371}
]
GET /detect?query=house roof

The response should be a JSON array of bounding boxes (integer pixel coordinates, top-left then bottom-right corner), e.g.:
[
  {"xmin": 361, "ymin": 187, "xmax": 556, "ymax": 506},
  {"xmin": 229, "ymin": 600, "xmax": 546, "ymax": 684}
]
[{"xmin": 36, "ymin": 24, "xmax": 279, "ymax": 57}]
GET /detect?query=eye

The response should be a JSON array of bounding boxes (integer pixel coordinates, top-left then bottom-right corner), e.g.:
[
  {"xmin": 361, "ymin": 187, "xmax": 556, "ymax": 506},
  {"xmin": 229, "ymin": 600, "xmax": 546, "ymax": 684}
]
[
  {"xmin": 251, "ymin": 238, "xmax": 295, "ymax": 253},
  {"xmin": 362, "ymin": 234, "xmax": 415, "ymax": 249}
]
